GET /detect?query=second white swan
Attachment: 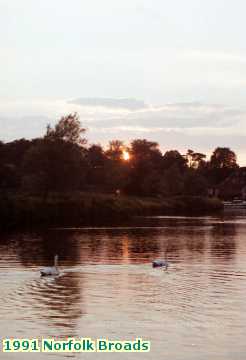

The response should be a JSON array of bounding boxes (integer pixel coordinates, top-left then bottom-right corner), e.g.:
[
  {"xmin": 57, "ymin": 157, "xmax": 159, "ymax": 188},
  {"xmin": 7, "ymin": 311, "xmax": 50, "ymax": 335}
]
[{"xmin": 40, "ymin": 255, "xmax": 59, "ymax": 276}]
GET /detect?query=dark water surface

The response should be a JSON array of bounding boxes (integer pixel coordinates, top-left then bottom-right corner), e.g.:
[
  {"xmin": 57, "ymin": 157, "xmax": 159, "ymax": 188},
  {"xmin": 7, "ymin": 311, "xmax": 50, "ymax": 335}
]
[{"xmin": 0, "ymin": 214, "xmax": 246, "ymax": 359}]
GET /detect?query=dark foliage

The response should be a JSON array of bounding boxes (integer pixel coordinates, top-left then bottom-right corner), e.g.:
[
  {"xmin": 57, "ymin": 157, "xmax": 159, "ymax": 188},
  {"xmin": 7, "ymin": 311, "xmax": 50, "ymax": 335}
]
[{"xmin": 0, "ymin": 113, "xmax": 241, "ymax": 227}]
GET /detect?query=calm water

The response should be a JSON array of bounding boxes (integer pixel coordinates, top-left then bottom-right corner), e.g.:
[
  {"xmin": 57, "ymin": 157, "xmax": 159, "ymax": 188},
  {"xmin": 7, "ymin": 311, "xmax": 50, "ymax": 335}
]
[{"xmin": 0, "ymin": 214, "xmax": 246, "ymax": 359}]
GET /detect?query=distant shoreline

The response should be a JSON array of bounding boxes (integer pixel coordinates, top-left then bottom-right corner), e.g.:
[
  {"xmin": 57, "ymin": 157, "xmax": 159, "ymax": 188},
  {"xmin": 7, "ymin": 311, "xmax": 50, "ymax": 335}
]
[{"xmin": 0, "ymin": 192, "xmax": 223, "ymax": 229}]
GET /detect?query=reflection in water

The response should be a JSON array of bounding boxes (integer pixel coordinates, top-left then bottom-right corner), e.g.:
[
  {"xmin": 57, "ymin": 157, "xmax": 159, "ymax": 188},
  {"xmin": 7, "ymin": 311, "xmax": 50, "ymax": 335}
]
[
  {"xmin": 0, "ymin": 214, "xmax": 246, "ymax": 359},
  {"xmin": 0, "ymin": 232, "xmax": 84, "ymax": 338},
  {"xmin": 210, "ymin": 223, "xmax": 237, "ymax": 261}
]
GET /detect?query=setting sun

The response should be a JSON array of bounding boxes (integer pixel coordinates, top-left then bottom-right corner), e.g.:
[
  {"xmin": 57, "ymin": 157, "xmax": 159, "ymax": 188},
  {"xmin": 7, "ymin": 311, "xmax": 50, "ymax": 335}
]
[{"xmin": 122, "ymin": 151, "xmax": 130, "ymax": 161}]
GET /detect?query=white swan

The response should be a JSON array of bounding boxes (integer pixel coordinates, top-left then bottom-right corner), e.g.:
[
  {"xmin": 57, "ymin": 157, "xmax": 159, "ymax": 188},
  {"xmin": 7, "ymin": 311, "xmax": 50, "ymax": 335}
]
[
  {"xmin": 152, "ymin": 259, "xmax": 169, "ymax": 269},
  {"xmin": 40, "ymin": 255, "xmax": 59, "ymax": 276},
  {"xmin": 152, "ymin": 246, "xmax": 169, "ymax": 270}
]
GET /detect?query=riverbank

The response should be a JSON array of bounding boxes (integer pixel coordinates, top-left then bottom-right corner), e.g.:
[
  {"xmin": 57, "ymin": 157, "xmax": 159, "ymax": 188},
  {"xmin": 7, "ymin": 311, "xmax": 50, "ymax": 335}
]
[{"xmin": 0, "ymin": 192, "xmax": 222, "ymax": 229}]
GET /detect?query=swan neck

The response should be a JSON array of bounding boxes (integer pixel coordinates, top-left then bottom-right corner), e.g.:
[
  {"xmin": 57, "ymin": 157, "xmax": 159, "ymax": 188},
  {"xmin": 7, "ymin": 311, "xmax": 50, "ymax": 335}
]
[{"xmin": 54, "ymin": 256, "xmax": 58, "ymax": 267}]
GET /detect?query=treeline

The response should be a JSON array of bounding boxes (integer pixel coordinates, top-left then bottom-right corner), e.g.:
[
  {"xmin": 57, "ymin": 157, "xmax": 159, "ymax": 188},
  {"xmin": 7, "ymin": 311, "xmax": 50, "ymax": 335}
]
[
  {"xmin": 0, "ymin": 113, "xmax": 230, "ymax": 227},
  {"xmin": 0, "ymin": 113, "xmax": 238, "ymax": 198}
]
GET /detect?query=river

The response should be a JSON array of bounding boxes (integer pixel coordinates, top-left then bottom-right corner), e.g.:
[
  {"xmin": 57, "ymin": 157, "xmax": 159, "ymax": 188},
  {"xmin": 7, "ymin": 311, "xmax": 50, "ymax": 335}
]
[{"xmin": 0, "ymin": 214, "xmax": 246, "ymax": 359}]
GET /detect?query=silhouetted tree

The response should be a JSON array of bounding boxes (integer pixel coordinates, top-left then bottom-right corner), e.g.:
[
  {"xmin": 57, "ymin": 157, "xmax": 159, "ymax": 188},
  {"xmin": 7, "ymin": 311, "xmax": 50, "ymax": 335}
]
[
  {"xmin": 0, "ymin": 139, "xmax": 32, "ymax": 189},
  {"xmin": 87, "ymin": 144, "xmax": 105, "ymax": 167},
  {"xmin": 159, "ymin": 165, "xmax": 184, "ymax": 196},
  {"xmin": 186, "ymin": 149, "xmax": 206, "ymax": 169},
  {"xmin": 126, "ymin": 139, "xmax": 162, "ymax": 195},
  {"xmin": 104, "ymin": 141, "xmax": 130, "ymax": 193},
  {"xmin": 162, "ymin": 150, "xmax": 187, "ymax": 172},
  {"xmin": 183, "ymin": 170, "xmax": 208, "ymax": 196},
  {"xmin": 22, "ymin": 139, "xmax": 86, "ymax": 193},
  {"xmin": 0, "ymin": 113, "xmax": 241, "ymax": 203},
  {"xmin": 130, "ymin": 139, "xmax": 162, "ymax": 165},
  {"xmin": 45, "ymin": 113, "xmax": 87, "ymax": 146},
  {"xmin": 106, "ymin": 140, "xmax": 124, "ymax": 161},
  {"xmin": 86, "ymin": 144, "xmax": 107, "ymax": 191},
  {"xmin": 141, "ymin": 170, "xmax": 162, "ymax": 196},
  {"xmin": 208, "ymin": 147, "xmax": 238, "ymax": 185},
  {"xmin": 210, "ymin": 147, "xmax": 238, "ymax": 169}
]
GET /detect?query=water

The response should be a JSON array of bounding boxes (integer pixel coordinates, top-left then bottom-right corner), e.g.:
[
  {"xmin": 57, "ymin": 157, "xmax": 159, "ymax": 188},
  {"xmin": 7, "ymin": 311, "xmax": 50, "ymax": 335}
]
[{"xmin": 0, "ymin": 214, "xmax": 246, "ymax": 359}]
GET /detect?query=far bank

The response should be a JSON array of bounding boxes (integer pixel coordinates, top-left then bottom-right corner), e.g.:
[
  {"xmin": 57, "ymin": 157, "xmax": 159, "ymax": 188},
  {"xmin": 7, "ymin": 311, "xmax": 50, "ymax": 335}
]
[{"xmin": 0, "ymin": 192, "xmax": 223, "ymax": 229}]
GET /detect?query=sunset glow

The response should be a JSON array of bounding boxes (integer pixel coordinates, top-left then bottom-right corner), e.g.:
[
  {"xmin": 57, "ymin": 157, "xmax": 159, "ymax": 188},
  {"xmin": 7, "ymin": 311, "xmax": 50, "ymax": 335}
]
[{"xmin": 123, "ymin": 151, "xmax": 130, "ymax": 161}]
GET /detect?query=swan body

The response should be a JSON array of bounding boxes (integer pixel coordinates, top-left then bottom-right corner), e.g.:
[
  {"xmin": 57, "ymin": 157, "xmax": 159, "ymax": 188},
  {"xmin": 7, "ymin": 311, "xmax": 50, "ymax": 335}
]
[
  {"xmin": 152, "ymin": 259, "xmax": 169, "ymax": 269},
  {"xmin": 40, "ymin": 255, "xmax": 59, "ymax": 276}
]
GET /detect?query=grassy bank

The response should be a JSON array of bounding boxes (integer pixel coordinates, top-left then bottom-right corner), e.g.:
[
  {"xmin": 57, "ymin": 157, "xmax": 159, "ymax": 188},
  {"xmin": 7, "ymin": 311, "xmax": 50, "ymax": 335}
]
[{"xmin": 0, "ymin": 192, "xmax": 223, "ymax": 229}]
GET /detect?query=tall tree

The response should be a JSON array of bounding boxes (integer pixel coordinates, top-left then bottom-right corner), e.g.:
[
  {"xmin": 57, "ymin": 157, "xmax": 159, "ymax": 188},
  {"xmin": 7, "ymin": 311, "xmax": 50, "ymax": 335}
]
[
  {"xmin": 162, "ymin": 150, "xmax": 187, "ymax": 172},
  {"xmin": 22, "ymin": 139, "xmax": 87, "ymax": 194},
  {"xmin": 210, "ymin": 147, "xmax": 238, "ymax": 169},
  {"xmin": 86, "ymin": 144, "xmax": 107, "ymax": 190},
  {"xmin": 105, "ymin": 140, "xmax": 130, "ymax": 192},
  {"xmin": 106, "ymin": 140, "xmax": 124, "ymax": 162},
  {"xmin": 126, "ymin": 139, "xmax": 162, "ymax": 195},
  {"xmin": 208, "ymin": 147, "xmax": 238, "ymax": 185},
  {"xmin": 130, "ymin": 139, "xmax": 162, "ymax": 164},
  {"xmin": 186, "ymin": 149, "xmax": 206, "ymax": 169},
  {"xmin": 46, "ymin": 113, "xmax": 87, "ymax": 146}
]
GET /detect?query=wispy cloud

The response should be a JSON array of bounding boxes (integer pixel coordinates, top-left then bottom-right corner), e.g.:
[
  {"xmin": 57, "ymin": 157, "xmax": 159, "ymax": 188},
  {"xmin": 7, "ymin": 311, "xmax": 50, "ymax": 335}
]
[
  {"xmin": 69, "ymin": 97, "xmax": 147, "ymax": 111},
  {"xmin": 0, "ymin": 97, "xmax": 245, "ymax": 163},
  {"xmin": 183, "ymin": 50, "xmax": 246, "ymax": 64}
]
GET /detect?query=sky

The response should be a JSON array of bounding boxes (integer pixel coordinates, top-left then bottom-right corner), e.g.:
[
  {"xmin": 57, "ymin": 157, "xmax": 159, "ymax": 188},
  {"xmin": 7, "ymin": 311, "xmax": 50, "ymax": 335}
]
[{"xmin": 1, "ymin": 0, "xmax": 246, "ymax": 163}]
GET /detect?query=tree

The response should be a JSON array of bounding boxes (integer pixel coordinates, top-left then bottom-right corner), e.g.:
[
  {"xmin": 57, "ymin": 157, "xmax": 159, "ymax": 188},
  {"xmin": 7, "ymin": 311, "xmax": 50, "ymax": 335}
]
[
  {"xmin": 87, "ymin": 144, "xmax": 106, "ymax": 167},
  {"xmin": 130, "ymin": 139, "xmax": 162, "ymax": 164},
  {"xmin": 210, "ymin": 147, "xmax": 238, "ymax": 169},
  {"xmin": 186, "ymin": 149, "xmax": 194, "ymax": 167},
  {"xmin": 0, "ymin": 139, "xmax": 32, "ymax": 189},
  {"xmin": 183, "ymin": 170, "xmax": 208, "ymax": 196},
  {"xmin": 125, "ymin": 139, "xmax": 162, "ymax": 195},
  {"xmin": 45, "ymin": 113, "xmax": 87, "ymax": 146},
  {"xmin": 22, "ymin": 139, "xmax": 87, "ymax": 193},
  {"xmin": 162, "ymin": 150, "xmax": 187, "ymax": 172},
  {"xmin": 159, "ymin": 165, "xmax": 184, "ymax": 197},
  {"xmin": 141, "ymin": 170, "xmax": 162, "ymax": 196},
  {"xmin": 208, "ymin": 147, "xmax": 238, "ymax": 185},
  {"xmin": 86, "ymin": 144, "xmax": 107, "ymax": 190},
  {"xmin": 106, "ymin": 140, "xmax": 124, "ymax": 162},
  {"xmin": 104, "ymin": 141, "xmax": 130, "ymax": 192},
  {"xmin": 186, "ymin": 149, "xmax": 206, "ymax": 169}
]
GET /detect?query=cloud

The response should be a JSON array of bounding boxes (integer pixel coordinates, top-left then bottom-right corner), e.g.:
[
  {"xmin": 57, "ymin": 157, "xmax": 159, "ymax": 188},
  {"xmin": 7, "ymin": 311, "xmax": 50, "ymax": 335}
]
[
  {"xmin": 184, "ymin": 50, "xmax": 246, "ymax": 65},
  {"xmin": 68, "ymin": 97, "xmax": 147, "ymax": 111},
  {"xmin": 79, "ymin": 102, "xmax": 246, "ymax": 131},
  {"xmin": 0, "ymin": 97, "xmax": 246, "ymax": 164},
  {"xmin": 1, "ymin": 98, "xmax": 245, "ymax": 135}
]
